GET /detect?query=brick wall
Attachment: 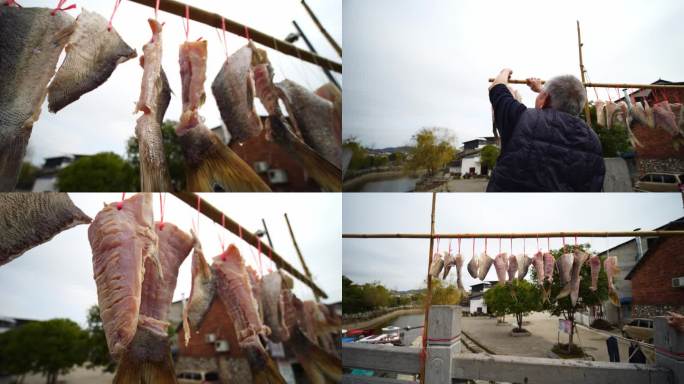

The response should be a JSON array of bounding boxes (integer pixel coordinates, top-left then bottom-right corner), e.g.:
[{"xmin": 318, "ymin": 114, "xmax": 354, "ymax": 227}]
[
  {"xmin": 177, "ymin": 297, "xmax": 243, "ymax": 359},
  {"xmin": 630, "ymin": 237, "xmax": 684, "ymax": 308}
]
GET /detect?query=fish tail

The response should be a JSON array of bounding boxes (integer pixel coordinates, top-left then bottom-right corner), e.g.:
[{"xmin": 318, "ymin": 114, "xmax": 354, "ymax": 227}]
[
  {"xmin": 269, "ymin": 116, "xmax": 341, "ymax": 191},
  {"xmin": 291, "ymin": 328, "xmax": 342, "ymax": 383},
  {"xmin": 243, "ymin": 340, "xmax": 287, "ymax": 384},
  {"xmin": 608, "ymin": 289, "xmax": 620, "ymax": 306},
  {"xmin": 556, "ymin": 282, "xmax": 571, "ymax": 300},
  {"xmin": 113, "ymin": 348, "xmax": 177, "ymax": 384}
]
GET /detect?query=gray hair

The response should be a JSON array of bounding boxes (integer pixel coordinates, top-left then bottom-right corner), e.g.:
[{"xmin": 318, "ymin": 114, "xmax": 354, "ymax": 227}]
[{"xmin": 543, "ymin": 75, "xmax": 587, "ymax": 116}]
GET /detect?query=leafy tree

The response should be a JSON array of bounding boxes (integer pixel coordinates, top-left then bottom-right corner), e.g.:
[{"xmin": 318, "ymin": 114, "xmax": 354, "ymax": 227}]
[
  {"xmin": 343, "ymin": 136, "xmax": 369, "ymax": 171},
  {"xmin": 507, "ymin": 280, "xmax": 542, "ymax": 331},
  {"xmin": 405, "ymin": 127, "xmax": 457, "ymax": 175},
  {"xmin": 85, "ymin": 306, "xmax": 116, "ymax": 373},
  {"xmin": 530, "ymin": 244, "xmax": 609, "ymax": 353},
  {"xmin": 430, "ymin": 278, "xmax": 462, "ymax": 305},
  {"xmin": 16, "ymin": 162, "xmax": 39, "ymax": 191},
  {"xmin": 0, "ymin": 325, "xmax": 34, "ymax": 383},
  {"xmin": 479, "ymin": 145, "xmax": 500, "ymax": 173},
  {"xmin": 126, "ymin": 121, "xmax": 186, "ymax": 191},
  {"xmin": 57, "ymin": 152, "xmax": 137, "ymax": 191},
  {"xmin": 585, "ymin": 102, "xmax": 632, "ymax": 157},
  {"xmin": 483, "ymin": 283, "xmax": 513, "ymax": 320},
  {"xmin": 0, "ymin": 319, "xmax": 88, "ymax": 384}
]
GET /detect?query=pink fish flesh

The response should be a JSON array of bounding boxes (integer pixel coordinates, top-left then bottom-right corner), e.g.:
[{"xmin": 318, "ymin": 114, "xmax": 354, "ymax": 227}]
[
  {"xmin": 477, "ymin": 252, "xmax": 494, "ymax": 281},
  {"xmin": 507, "ymin": 253, "xmax": 517, "ymax": 282},
  {"xmin": 493, "ymin": 253, "xmax": 508, "ymax": 284},
  {"xmin": 589, "ymin": 254, "xmax": 601, "ymax": 291}
]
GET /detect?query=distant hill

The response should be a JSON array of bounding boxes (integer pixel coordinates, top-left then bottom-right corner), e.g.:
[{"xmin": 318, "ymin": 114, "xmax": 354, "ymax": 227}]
[
  {"xmin": 391, "ymin": 288, "xmax": 425, "ymax": 295},
  {"xmin": 367, "ymin": 146, "xmax": 413, "ymax": 155}
]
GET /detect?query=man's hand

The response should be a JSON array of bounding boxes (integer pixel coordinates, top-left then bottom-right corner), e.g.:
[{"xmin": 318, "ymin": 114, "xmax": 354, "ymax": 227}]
[
  {"xmin": 526, "ymin": 77, "xmax": 543, "ymax": 93},
  {"xmin": 489, "ymin": 68, "xmax": 513, "ymax": 90}
]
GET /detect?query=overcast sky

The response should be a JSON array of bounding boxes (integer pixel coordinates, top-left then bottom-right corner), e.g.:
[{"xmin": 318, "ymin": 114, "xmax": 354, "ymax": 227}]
[
  {"xmin": 343, "ymin": 0, "xmax": 684, "ymax": 148},
  {"xmin": 343, "ymin": 193, "xmax": 684, "ymax": 291},
  {"xmin": 20, "ymin": 0, "xmax": 341, "ymax": 164},
  {"xmin": 0, "ymin": 193, "xmax": 341, "ymax": 326}
]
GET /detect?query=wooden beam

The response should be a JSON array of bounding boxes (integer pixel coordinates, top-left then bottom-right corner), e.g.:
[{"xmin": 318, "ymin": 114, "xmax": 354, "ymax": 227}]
[
  {"xmin": 172, "ymin": 192, "xmax": 328, "ymax": 299},
  {"xmin": 419, "ymin": 192, "xmax": 437, "ymax": 384},
  {"xmin": 488, "ymin": 78, "xmax": 684, "ymax": 89},
  {"xmin": 127, "ymin": 0, "xmax": 341, "ymax": 73},
  {"xmin": 284, "ymin": 212, "xmax": 319, "ymax": 302},
  {"xmin": 301, "ymin": 0, "xmax": 342, "ymax": 57},
  {"xmin": 343, "ymin": 230, "xmax": 684, "ymax": 239}
]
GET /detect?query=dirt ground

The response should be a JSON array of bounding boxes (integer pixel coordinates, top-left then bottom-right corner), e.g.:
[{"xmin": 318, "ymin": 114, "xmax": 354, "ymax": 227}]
[
  {"xmin": 430, "ymin": 178, "xmax": 489, "ymax": 192},
  {"xmin": 20, "ymin": 367, "xmax": 114, "ymax": 384}
]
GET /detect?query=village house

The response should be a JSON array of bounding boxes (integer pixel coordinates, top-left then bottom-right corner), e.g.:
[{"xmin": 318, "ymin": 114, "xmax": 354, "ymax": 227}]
[
  {"xmin": 468, "ymin": 282, "xmax": 496, "ymax": 315},
  {"xmin": 449, "ymin": 137, "xmax": 498, "ymax": 177},
  {"xmin": 625, "ymin": 217, "xmax": 684, "ymax": 319},
  {"xmin": 30, "ymin": 155, "xmax": 87, "ymax": 192}
]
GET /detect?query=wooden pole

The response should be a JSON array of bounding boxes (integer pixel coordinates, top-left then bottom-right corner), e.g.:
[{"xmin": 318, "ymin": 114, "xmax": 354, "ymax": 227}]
[
  {"xmin": 343, "ymin": 230, "xmax": 684, "ymax": 239},
  {"xmin": 577, "ymin": 21, "xmax": 592, "ymax": 125},
  {"xmin": 261, "ymin": 218, "xmax": 274, "ymax": 249},
  {"xmin": 127, "ymin": 0, "xmax": 341, "ymax": 73},
  {"xmin": 487, "ymin": 78, "xmax": 684, "ymax": 90},
  {"xmin": 419, "ymin": 192, "xmax": 437, "ymax": 384},
  {"xmin": 284, "ymin": 212, "xmax": 320, "ymax": 302},
  {"xmin": 300, "ymin": 0, "xmax": 342, "ymax": 57},
  {"xmin": 172, "ymin": 192, "xmax": 328, "ymax": 299}
]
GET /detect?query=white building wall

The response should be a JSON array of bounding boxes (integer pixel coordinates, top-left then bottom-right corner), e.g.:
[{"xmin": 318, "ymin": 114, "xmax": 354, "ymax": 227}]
[
  {"xmin": 461, "ymin": 157, "xmax": 481, "ymax": 175},
  {"xmin": 470, "ymin": 297, "xmax": 487, "ymax": 314},
  {"xmin": 32, "ymin": 177, "xmax": 57, "ymax": 192}
]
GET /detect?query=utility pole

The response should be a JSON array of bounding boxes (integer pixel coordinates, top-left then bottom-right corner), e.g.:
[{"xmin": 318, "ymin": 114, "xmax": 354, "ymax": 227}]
[
  {"xmin": 300, "ymin": 0, "xmax": 342, "ymax": 57},
  {"xmin": 291, "ymin": 20, "xmax": 340, "ymax": 90},
  {"xmin": 261, "ymin": 218, "xmax": 274, "ymax": 250}
]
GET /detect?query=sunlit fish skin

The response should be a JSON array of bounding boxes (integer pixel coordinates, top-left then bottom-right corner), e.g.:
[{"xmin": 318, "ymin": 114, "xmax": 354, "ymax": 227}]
[
  {"xmin": 558, "ymin": 252, "xmax": 574, "ymax": 286},
  {"xmin": 493, "ymin": 253, "xmax": 508, "ymax": 284},
  {"xmin": 507, "ymin": 254, "xmax": 518, "ymax": 282},
  {"xmin": 516, "ymin": 254, "xmax": 533, "ymax": 280},
  {"xmin": 260, "ymin": 271, "xmax": 291, "ymax": 343},
  {"xmin": 533, "ymin": 252, "xmax": 545, "ymax": 283},
  {"xmin": 47, "ymin": 8, "xmax": 136, "ymax": 113},
  {"xmin": 467, "ymin": 253, "xmax": 479, "ymax": 280},
  {"xmin": 0, "ymin": 193, "xmax": 91, "ymax": 266},
  {"xmin": 429, "ymin": 252, "xmax": 444, "ymax": 279},
  {"xmin": 0, "ymin": 6, "xmax": 74, "ymax": 191},
  {"xmin": 442, "ymin": 251, "xmax": 454, "ymax": 279},
  {"xmin": 604, "ymin": 256, "xmax": 621, "ymax": 306},
  {"xmin": 454, "ymin": 253, "xmax": 464, "ymax": 290},
  {"xmin": 477, "ymin": 252, "xmax": 493, "ymax": 281},
  {"xmin": 589, "ymin": 254, "xmax": 601, "ymax": 292}
]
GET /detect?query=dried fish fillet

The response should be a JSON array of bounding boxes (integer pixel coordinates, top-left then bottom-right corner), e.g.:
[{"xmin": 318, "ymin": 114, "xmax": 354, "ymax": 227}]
[
  {"xmin": 0, "ymin": 7, "xmax": 74, "ymax": 191},
  {"xmin": 0, "ymin": 193, "xmax": 91, "ymax": 265},
  {"xmin": 182, "ymin": 230, "xmax": 216, "ymax": 345},
  {"xmin": 47, "ymin": 8, "xmax": 136, "ymax": 112}
]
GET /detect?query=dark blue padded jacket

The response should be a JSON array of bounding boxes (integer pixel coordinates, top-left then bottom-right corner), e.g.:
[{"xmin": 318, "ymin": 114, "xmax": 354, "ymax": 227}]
[{"xmin": 487, "ymin": 84, "xmax": 605, "ymax": 192}]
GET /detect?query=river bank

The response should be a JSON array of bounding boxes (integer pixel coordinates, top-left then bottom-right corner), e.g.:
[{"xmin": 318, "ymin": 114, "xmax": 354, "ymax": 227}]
[
  {"xmin": 343, "ymin": 169, "xmax": 424, "ymax": 192},
  {"xmin": 343, "ymin": 307, "xmax": 422, "ymax": 330}
]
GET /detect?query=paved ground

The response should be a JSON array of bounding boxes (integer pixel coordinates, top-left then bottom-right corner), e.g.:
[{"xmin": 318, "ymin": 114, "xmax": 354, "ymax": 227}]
[
  {"xmin": 21, "ymin": 367, "xmax": 114, "ymax": 384},
  {"xmin": 461, "ymin": 312, "xmax": 653, "ymax": 363},
  {"xmin": 430, "ymin": 178, "xmax": 488, "ymax": 192}
]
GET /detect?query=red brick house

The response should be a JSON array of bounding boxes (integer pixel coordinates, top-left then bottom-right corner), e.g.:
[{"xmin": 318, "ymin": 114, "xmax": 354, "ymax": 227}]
[
  {"xmin": 618, "ymin": 80, "xmax": 684, "ymax": 176},
  {"xmin": 625, "ymin": 217, "xmax": 684, "ymax": 319}
]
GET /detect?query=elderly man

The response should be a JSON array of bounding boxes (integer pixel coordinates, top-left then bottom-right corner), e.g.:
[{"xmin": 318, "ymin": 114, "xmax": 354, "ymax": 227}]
[{"xmin": 487, "ymin": 69, "xmax": 605, "ymax": 192}]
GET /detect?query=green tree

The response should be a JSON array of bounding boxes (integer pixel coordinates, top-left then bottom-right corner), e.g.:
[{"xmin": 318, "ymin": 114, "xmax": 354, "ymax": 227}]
[
  {"xmin": 483, "ymin": 283, "xmax": 513, "ymax": 320},
  {"xmin": 0, "ymin": 319, "xmax": 88, "ymax": 384},
  {"xmin": 586, "ymin": 102, "xmax": 632, "ymax": 156},
  {"xmin": 0, "ymin": 324, "xmax": 34, "ymax": 383},
  {"xmin": 405, "ymin": 127, "xmax": 457, "ymax": 175},
  {"xmin": 479, "ymin": 145, "xmax": 500, "ymax": 173},
  {"xmin": 430, "ymin": 279, "xmax": 462, "ymax": 305},
  {"xmin": 85, "ymin": 306, "xmax": 116, "ymax": 373},
  {"xmin": 126, "ymin": 121, "xmax": 186, "ymax": 190},
  {"xmin": 343, "ymin": 136, "xmax": 370, "ymax": 171},
  {"xmin": 57, "ymin": 152, "xmax": 136, "ymax": 191},
  {"xmin": 531, "ymin": 244, "xmax": 609, "ymax": 353},
  {"xmin": 508, "ymin": 280, "xmax": 542, "ymax": 331},
  {"xmin": 16, "ymin": 162, "xmax": 39, "ymax": 191}
]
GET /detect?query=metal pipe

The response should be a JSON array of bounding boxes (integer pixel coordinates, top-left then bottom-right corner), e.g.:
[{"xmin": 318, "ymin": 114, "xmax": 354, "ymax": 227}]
[
  {"xmin": 343, "ymin": 230, "xmax": 684, "ymax": 239},
  {"xmin": 291, "ymin": 20, "xmax": 341, "ymax": 89},
  {"xmin": 127, "ymin": 0, "xmax": 341, "ymax": 73},
  {"xmin": 172, "ymin": 192, "xmax": 328, "ymax": 299}
]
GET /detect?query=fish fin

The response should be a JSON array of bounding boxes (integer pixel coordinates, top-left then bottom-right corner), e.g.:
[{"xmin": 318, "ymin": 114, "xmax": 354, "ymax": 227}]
[
  {"xmin": 608, "ymin": 290, "xmax": 620, "ymax": 306},
  {"xmin": 269, "ymin": 116, "xmax": 341, "ymax": 191},
  {"xmin": 556, "ymin": 283, "xmax": 571, "ymax": 300},
  {"xmin": 113, "ymin": 346, "xmax": 176, "ymax": 384}
]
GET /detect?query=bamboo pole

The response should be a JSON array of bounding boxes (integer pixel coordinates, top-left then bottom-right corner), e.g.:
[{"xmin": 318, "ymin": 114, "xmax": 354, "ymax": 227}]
[
  {"xmin": 343, "ymin": 230, "xmax": 684, "ymax": 239},
  {"xmin": 172, "ymin": 192, "xmax": 328, "ymax": 299},
  {"xmin": 577, "ymin": 21, "xmax": 592, "ymax": 125},
  {"xmin": 300, "ymin": 0, "xmax": 342, "ymax": 57},
  {"xmin": 419, "ymin": 192, "xmax": 437, "ymax": 384},
  {"xmin": 284, "ymin": 213, "xmax": 319, "ymax": 302},
  {"xmin": 488, "ymin": 78, "xmax": 684, "ymax": 89},
  {"xmin": 127, "ymin": 0, "xmax": 341, "ymax": 73}
]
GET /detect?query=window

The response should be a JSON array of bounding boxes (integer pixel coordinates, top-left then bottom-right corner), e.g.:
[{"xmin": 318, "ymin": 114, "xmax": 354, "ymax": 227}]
[
  {"xmin": 662, "ymin": 175, "xmax": 677, "ymax": 184},
  {"xmin": 651, "ymin": 175, "xmax": 664, "ymax": 183},
  {"xmin": 204, "ymin": 372, "xmax": 219, "ymax": 380},
  {"xmin": 640, "ymin": 175, "xmax": 652, "ymax": 182},
  {"xmin": 191, "ymin": 373, "xmax": 202, "ymax": 380},
  {"xmin": 629, "ymin": 320, "xmax": 638, "ymax": 326}
]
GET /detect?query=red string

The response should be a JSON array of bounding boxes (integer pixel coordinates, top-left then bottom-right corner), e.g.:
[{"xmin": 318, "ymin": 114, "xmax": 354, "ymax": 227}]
[
  {"xmin": 117, "ymin": 192, "xmax": 125, "ymax": 210},
  {"xmin": 221, "ymin": 17, "xmax": 228, "ymax": 57},
  {"xmin": 536, "ymin": 236, "xmax": 539, "ymax": 252},
  {"xmin": 523, "ymin": 239, "xmax": 526, "ymax": 255},
  {"xmin": 606, "ymin": 88, "xmax": 612, "ymax": 103},
  {"xmin": 217, "ymin": 213, "xmax": 225, "ymax": 252},
  {"xmin": 257, "ymin": 240, "xmax": 263, "ymax": 276},
  {"xmin": 484, "ymin": 238, "xmax": 487, "ymax": 253},
  {"xmin": 158, "ymin": 193, "xmax": 166, "ymax": 230},
  {"xmin": 244, "ymin": 25, "xmax": 250, "ymax": 40},
  {"xmin": 435, "ymin": 237, "xmax": 440, "ymax": 253},
  {"xmin": 154, "ymin": 0, "xmax": 159, "ymax": 20},
  {"xmin": 498, "ymin": 238, "xmax": 501, "ymax": 254},
  {"xmin": 472, "ymin": 238, "xmax": 475, "ymax": 258},
  {"xmin": 183, "ymin": 4, "xmax": 189, "ymax": 40},
  {"xmin": 107, "ymin": 0, "xmax": 122, "ymax": 31},
  {"xmin": 448, "ymin": 240, "xmax": 452, "ymax": 255},
  {"xmin": 4, "ymin": 0, "xmax": 22, "ymax": 7},
  {"xmin": 547, "ymin": 238, "xmax": 550, "ymax": 252},
  {"xmin": 51, "ymin": 0, "xmax": 75, "ymax": 16},
  {"xmin": 510, "ymin": 238, "xmax": 513, "ymax": 253},
  {"xmin": 238, "ymin": 224, "xmax": 243, "ymax": 240},
  {"xmin": 457, "ymin": 239, "xmax": 461, "ymax": 254}
]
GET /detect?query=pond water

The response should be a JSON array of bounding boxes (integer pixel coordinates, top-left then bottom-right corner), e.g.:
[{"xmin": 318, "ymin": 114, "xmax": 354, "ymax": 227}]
[{"xmin": 355, "ymin": 176, "xmax": 419, "ymax": 192}]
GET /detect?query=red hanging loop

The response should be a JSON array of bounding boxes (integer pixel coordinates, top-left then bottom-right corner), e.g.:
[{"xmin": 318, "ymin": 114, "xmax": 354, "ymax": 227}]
[
  {"xmin": 510, "ymin": 238, "xmax": 513, "ymax": 253},
  {"xmin": 244, "ymin": 25, "xmax": 250, "ymax": 41},
  {"xmin": 117, "ymin": 192, "xmax": 125, "ymax": 210},
  {"xmin": 484, "ymin": 238, "xmax": 488, "ymax": 253},
  {"xmin": 183, "ymin": 4, "xmax": 190, "ymax": 40},
  {"xmin": 434, "ymin": 237, "xmax": 440, "ymax": 253},
  {"xmin": 472, "ymin": 238, "xmax": 475, "ymax": 257},
  {"xmin": 221, "ymin": 17, "xmax": 228, "ymax": 57},
  {"xmin": 154, "ymin": 0, "xmax": 159, "ymax": 20},
  {"xmin": 498, "ymin": 238, "xmax": 501, "ymax": 254},
  {"xmin": 448, "ymin": 239, "xmax": 452, "ymax": 255},
  {"xmin": 457, "ymin": 238, "xmax": 461, "ymax": 254},
  {"xmin": 547, "ymin": 237, "xmax": 550, "ymax": 252},
  {"xmin": 107, "ymin": 0, "xmax": 122, "ymax": 31},
  {"xmin": 51, "ymin": 0, "xmax": 76, "ymax": 16},
  {"xmin": 217, "ymin": 213, "xmax": 226, "ymax": 252},
  {"xmin": 238, "ymin": 224, "xmax": 243, "ymax": 239}
]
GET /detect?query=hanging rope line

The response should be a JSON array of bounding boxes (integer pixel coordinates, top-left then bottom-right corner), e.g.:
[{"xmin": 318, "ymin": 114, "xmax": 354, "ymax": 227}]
[
  {"xmin": 182, "ymin": 3, "xmax": 189, "ymax": 40},
  {"xmin": 117, "ymin": 192, "xmax": 126, "ymax": 210},
  {"xmin": 158, "ymin": 192, "xmax": 166, "ymax": 230},
  {"xmin": 51, "ymin": 0, "xmax": 76, "ymax": 16},
  {"xmin": 107, "ymin": 0, "xmax": 123, "ymax": 31}
]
